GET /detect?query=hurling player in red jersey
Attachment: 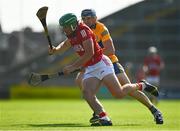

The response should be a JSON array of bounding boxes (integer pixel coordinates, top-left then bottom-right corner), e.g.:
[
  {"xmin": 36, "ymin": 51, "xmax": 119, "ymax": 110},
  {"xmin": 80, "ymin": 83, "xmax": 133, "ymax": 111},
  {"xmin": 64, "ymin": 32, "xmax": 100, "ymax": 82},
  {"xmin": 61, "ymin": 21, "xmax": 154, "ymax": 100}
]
[
  {"xmin": 79, "ymin": 9, "xmax": 164, "ymax": 125},
  {"xmin": 143, "ymin": 46, "xmax": 165, "ymax": 104},
  {"xmin": 49, "ymin": 13, "xmax": 160, "ymax": 126}
]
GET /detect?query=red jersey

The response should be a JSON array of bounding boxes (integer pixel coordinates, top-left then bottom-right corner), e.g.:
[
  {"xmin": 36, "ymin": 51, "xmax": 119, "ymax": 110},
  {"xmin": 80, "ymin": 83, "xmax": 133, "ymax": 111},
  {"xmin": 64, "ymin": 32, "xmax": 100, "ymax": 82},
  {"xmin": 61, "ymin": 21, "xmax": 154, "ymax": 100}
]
[
  {"xmin": 144, "ymin": 55, "xmax": 162, "ymax": 76},
  {"xmin": 68, "ymin": 22, "xmax": 102, "ymax": 67}
]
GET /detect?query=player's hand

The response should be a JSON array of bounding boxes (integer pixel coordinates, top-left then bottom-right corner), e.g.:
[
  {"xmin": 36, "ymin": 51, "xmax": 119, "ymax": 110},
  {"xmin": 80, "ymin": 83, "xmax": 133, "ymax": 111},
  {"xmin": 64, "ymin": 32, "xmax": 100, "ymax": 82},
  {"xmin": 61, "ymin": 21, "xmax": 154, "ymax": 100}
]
[
  {"xmin": 63, "ymin": 65, "xmax": 76, "ymax": 75},
  {"xmin": 48, "ymin": 46, "xmax": 56, "ymax": 55}
]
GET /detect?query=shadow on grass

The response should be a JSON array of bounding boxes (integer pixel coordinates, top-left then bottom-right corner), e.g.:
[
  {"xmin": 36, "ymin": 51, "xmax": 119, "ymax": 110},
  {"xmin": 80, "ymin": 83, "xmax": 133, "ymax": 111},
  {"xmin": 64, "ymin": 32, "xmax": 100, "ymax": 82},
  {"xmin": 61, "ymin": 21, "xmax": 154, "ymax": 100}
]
[
  {"xmin": 11, "ymin": 123, "xmax": 141, "ymax": 128},
  {"xmin": 116, "ymin": 123, "xmax": 141, "ymax": 126},
  {"xmin": 28, "ymin": 123, "xmax": 141, "ymax": 127},
  {"xmin": 28, "ymin": 123, "xmax": 89, "ymax": 127}
]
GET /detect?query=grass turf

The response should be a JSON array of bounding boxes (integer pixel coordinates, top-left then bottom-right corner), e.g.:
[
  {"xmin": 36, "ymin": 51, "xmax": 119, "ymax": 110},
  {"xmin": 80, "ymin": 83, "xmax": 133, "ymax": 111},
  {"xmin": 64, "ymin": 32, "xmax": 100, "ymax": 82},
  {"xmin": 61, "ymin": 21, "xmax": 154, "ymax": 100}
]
[{"xmin": 0, "ymin": 99, "xmax": 180, "ymax": 131}]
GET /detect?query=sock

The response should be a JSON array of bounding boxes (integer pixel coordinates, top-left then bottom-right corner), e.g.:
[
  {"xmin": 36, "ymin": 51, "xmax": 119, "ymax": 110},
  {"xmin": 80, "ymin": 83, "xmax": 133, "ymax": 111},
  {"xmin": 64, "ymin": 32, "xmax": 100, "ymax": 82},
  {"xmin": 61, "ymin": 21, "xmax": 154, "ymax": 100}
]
[
  {"xmin": 149, "ymin": 105, "xmax": 158, "ymax": 114},
  {"xmin": 98, "ymin": 112, "xmax": 110, "ymax": 121},
  {"xmin": 99, "ymin": 112, "xmax": 107, "ymax": 117}
]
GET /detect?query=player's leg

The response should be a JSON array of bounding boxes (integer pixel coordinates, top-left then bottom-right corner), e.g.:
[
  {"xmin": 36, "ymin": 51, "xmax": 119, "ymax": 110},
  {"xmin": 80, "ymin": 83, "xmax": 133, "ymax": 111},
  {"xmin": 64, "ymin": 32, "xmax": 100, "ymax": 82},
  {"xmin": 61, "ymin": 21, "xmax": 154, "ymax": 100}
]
[
  {"xmin": 102, "ymin": 72, "xmax": 163, "ymax": 124},
  {"xmin": 76, "ymin": 71, "xmax": 105, "ymax": 124},
  {"xmin": 103, "ymin": 74, "xmax": 159, "ymax": 100},
  {"xmin": 117, "ymin": 72, "xmax": 163, "ymax": 124},
  {"xmin": 102, "ymin": 73, "xmax": 141, "ymax": 98},
  {"xmin": 82, "ymin": 77, "xmax": 103, "ymax": 114},
  {"xmin": 82, "ymin": 77, "xmax": 112, "ymax": 126},
  {"xmin": 113, "ymin": 62, "xmax": 158, "ymax": 100},
  {"xmin": 117, "ymin": 71, "xmax": 153, "ymax": 107},
  {"xmin": 97, "ymin": 57, "xmax": 159, "ymax": 98},
  {"xmin": 114, "ymin": 62, "xmax": 163, "ymax": 124},
  {"xmin": 114, "ymin": 62, "xmax": 155, "ymax": 95}
]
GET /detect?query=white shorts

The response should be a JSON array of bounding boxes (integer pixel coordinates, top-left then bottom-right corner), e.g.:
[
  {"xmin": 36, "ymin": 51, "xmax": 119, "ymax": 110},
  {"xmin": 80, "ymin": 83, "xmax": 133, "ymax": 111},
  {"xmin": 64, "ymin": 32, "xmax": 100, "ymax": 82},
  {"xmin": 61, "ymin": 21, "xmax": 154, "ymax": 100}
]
[{"xmin": 83, "ymin": 55, "xmax": 114, "ymax": 81}]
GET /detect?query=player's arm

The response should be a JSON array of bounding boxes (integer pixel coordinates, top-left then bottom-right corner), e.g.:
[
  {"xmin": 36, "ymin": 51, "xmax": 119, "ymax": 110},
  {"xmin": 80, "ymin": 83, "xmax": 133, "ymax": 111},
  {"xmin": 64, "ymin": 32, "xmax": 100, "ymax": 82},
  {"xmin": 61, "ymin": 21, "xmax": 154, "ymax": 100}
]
[
  {"xmin": 102, "ymin": 38, "xmax": 115, "ymax": 56},
  {"xmin": 48, "ymin": 39, "xmax": 71, "ymax": 55},
  {"xmin": 63, "ymin": 38, "xmax": 94, "ymax": 74},
  {"xmin": 72, "ymin": 38, "xmax": 94, "ymax": 68},
  {"xmin": 101, "ymin": 26, "xmax": 115, "ymax": 56}
]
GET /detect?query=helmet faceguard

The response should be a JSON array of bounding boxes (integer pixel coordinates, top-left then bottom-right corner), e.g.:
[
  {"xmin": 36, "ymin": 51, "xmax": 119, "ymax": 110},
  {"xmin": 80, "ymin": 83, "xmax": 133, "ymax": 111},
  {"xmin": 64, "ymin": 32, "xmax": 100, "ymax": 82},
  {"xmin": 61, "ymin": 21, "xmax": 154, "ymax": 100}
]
[{"xmin": 59, "ymin": 13, "xmax": 78, "ymax": 36}]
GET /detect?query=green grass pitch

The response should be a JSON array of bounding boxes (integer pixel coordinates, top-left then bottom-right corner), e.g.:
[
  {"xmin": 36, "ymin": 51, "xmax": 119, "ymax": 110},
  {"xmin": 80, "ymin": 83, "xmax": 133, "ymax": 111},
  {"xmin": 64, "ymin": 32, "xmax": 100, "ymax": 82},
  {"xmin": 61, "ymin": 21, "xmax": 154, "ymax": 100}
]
[{"xmin": 0, "ymin": 99, "xmax": 180, "ymax": 131}]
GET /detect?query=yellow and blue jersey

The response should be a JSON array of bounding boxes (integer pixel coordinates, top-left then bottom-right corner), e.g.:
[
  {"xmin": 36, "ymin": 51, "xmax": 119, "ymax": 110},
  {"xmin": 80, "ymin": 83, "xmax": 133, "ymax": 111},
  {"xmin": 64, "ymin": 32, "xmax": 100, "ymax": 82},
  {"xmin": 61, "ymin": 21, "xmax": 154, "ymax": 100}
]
[{"xmin": 91, "ymin": 21, "xmax": 118, "ymax": 63}]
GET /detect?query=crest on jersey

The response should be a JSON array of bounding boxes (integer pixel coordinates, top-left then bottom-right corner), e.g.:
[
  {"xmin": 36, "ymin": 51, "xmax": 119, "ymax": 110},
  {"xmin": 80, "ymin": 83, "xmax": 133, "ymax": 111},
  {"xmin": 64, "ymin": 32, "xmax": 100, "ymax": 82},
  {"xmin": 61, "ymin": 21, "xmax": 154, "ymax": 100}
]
[{"xmin": 80, "ymin": 30, "xmax": 87, "ymax": 38}]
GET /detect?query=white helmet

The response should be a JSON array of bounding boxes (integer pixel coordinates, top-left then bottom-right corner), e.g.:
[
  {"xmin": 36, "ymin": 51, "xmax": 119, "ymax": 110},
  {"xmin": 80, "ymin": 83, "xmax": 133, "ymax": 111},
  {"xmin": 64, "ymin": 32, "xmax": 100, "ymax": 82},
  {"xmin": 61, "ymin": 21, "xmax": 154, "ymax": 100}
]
[{"xmin": 148, "ymin": 46, "xmax": 157, "ymax": 54}]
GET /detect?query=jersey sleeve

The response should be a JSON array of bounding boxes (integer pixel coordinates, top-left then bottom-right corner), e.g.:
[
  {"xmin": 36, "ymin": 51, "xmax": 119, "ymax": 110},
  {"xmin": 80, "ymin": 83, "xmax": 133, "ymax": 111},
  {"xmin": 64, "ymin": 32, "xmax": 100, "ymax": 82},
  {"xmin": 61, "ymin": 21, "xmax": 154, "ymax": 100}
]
[{"xmin": 100, "ymin": 25, "xmax": 111, "ymax": 42}]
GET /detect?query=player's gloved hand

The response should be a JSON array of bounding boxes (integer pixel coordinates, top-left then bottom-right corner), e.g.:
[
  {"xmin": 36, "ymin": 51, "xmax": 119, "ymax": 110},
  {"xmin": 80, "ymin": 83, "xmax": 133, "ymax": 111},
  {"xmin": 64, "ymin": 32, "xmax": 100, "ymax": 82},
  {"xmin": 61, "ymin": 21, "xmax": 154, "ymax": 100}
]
[
  {"xmin": 63, "ymin": 65, "xmax": 77, "ymax": 75},
  {"xmin": 48, "ymin": 46, "xmax": 56, "ymax": 55}
]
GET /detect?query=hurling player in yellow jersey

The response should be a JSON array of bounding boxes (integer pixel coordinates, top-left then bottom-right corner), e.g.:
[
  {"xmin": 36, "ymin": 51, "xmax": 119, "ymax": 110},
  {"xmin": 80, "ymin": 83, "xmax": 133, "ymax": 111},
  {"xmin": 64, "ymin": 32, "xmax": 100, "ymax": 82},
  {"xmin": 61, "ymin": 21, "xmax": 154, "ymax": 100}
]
[{"xmin": 76, "ymin": 9, "xmax": 163, "ymax": 125}]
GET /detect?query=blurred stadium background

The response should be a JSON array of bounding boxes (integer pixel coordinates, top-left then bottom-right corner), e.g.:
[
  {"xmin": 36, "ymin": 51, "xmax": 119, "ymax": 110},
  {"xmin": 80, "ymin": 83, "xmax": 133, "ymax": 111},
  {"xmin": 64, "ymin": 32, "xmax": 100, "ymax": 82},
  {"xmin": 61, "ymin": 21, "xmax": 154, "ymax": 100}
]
[{"xmin": 0, "ymin": 0, "xmax": 180, "ymax": 99}]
